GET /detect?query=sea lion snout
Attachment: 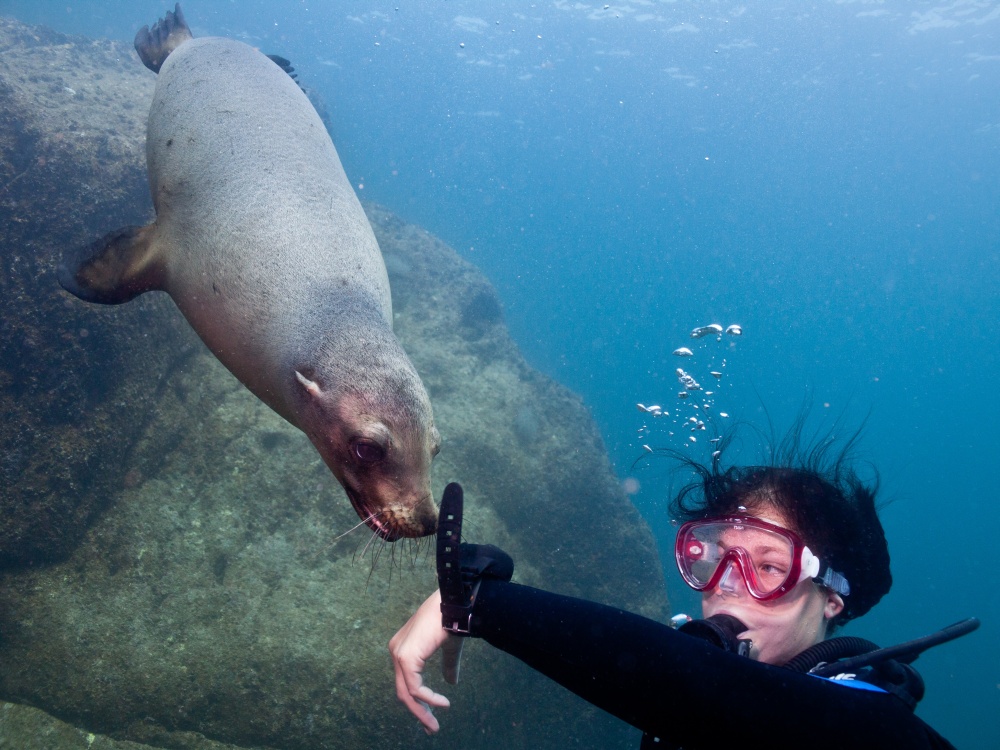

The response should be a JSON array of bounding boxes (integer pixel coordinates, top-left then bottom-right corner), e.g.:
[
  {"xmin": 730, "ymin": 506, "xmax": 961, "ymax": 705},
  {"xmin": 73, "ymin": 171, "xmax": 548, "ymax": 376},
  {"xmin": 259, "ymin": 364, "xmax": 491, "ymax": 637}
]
[
  {"xmin": 296, "ymin": 371, "xmax": 440, "ymax": 539},
  {"xmin": 338, "ymin": 466, "xmax": 439, "ymax": 541},
  {"xmin": 361, "ymin": 491, "xmax": 439, "ymax": 541}
]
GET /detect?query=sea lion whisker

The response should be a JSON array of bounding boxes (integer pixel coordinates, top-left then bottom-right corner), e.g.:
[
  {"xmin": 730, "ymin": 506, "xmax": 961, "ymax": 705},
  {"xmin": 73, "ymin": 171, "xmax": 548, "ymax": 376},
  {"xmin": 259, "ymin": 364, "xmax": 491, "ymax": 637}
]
[
  {"xmin": 395, "ymin": 536, "xmax": 423, "ymax": 577},
  {"xmin": 409, "ymin": 536, "xmax": 427, "ymax": 567},
  {"xmin": 398, "ymin": 536, "xmax": 416, "ymax": 570},
  {"xmin": 389, "ymin": 538, "xmax": 411, "ymax": 582},
  {"xmin": 308, "ymin": 511, "xmax": 381, "ymax": 564},
  {"xmin": 371, "ymin": 532, "xmax": 389, "ymax": 569},
  {"xmin": 334, "ymin": 512, "xmax": 380, "ymax": 542},
  {"xmin": 363, "ymin": 533, "xmax": 391, "ymax": 591},
  {"xmin": 397, "ymin": 538, "xmax": 409, "ymax": 572},
  {"xmin": 380, "ymin": 533, "xmax": 426, "ymax": 589},
  {"xmin": 357, "ymin": 524, "xmax": 384, "ymax": 563}
]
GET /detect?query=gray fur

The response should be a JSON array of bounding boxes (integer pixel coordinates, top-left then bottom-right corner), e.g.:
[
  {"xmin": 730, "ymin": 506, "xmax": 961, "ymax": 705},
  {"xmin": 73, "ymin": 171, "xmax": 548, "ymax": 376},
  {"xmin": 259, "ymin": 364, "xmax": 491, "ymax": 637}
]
[{"xmin": 61, "ymin": 31, "xmax": 439, "ymax": 539}]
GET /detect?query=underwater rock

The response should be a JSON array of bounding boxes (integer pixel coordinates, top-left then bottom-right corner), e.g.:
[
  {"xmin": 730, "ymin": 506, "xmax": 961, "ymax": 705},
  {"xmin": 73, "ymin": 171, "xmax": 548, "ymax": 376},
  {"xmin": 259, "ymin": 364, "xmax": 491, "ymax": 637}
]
[
  {"xmin": 0, "ymin": 18, "xmax": 198, "ymax": 565},
  {"xmin": 0, "ymin": 17, "xmax": 667, "ymax": 750},
  {"xmin": 0, "ymin": 701, "xmax": 245, "ymax": 750}
]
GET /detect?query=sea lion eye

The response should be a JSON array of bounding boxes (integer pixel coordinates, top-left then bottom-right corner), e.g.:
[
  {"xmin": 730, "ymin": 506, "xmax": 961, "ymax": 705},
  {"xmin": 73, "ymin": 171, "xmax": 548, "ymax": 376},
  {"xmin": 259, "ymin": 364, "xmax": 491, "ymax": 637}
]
[{"xmin": 352, "ymin": 439, "xmax": 385, "ymax": 464}]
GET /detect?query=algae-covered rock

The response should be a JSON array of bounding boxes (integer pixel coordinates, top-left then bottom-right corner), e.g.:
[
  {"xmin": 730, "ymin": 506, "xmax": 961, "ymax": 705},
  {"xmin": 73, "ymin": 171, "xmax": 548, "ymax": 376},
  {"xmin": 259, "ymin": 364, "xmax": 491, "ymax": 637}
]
[
  {"xmin": 0, "ymin": 701, "xmax": 250, "ymax": 750},
  {"xmin": 0, "ymin": 17, "xmax": 668, "ymax": 750},
  {"xmin": 0, "ymin": 18, "xmax": 193, "ymax": 565}
]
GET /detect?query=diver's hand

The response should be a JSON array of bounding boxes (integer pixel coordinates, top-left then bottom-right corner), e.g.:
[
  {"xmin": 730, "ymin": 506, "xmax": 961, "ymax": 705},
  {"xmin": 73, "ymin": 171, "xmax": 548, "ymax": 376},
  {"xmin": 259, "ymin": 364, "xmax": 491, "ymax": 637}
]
[{"xmin": 389, "ymin": 590, "xmax": 461, "ymax": 734}]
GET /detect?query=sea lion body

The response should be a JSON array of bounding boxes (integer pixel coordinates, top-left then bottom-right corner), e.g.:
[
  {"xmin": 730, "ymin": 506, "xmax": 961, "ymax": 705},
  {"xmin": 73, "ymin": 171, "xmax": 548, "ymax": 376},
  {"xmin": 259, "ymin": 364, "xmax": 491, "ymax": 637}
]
[
  {"xmin": 146, "ymin": 36, "xmax": 390, "ymax": 422},
  {"xmin": 59, "ymin": 8, "xmax": 438, "ymax": 539}
]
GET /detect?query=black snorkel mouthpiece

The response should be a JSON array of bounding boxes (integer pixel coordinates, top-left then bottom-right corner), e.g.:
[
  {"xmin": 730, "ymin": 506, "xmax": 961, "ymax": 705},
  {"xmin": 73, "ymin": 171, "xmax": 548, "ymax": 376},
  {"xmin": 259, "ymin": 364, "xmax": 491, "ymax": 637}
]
[{"xmin": 679, "ymin": 614, "xmax": 753, "ymax": 658}]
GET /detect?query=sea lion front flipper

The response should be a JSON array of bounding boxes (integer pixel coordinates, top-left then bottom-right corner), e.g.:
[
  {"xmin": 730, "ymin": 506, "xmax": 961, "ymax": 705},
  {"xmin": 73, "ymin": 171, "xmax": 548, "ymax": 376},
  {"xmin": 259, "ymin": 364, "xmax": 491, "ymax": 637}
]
[
  {"xmin": 134, "ymin": 3, "xmax": 193, "ymax": 74},
  {"xmin": 58, "ymin": 224, "xmax": 165, "ymax": 304}
]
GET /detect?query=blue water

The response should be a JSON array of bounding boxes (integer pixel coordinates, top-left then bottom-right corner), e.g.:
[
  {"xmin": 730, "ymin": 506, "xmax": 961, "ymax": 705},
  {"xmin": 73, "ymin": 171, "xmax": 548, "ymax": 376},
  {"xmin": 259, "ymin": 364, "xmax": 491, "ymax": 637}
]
[{"xmin": 4, "ymin": 1, "xmax": 998, "ymax": 747}]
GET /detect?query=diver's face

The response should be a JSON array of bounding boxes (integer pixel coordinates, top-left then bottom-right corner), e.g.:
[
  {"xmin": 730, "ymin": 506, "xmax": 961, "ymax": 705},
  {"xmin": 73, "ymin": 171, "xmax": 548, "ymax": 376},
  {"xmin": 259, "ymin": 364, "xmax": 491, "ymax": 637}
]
[{"xmin": 698, "ymin": 504, "xmax": 844, "ymax": 665}]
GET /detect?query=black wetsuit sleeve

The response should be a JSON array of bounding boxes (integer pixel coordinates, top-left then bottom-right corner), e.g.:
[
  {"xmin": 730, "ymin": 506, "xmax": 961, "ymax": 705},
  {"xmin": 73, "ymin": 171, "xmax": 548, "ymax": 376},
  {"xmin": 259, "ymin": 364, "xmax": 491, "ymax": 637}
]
[{"xmin": 470, "ymin": 580, "xmax": 956, "ymax": 750}]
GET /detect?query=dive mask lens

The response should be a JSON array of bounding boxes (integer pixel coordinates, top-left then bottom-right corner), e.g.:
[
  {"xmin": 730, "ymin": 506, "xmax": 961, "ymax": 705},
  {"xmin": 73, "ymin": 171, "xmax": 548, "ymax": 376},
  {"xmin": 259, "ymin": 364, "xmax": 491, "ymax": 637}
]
[{"xmin": 675, "ymin": 517, "xmax": 803, "ymax": 601}]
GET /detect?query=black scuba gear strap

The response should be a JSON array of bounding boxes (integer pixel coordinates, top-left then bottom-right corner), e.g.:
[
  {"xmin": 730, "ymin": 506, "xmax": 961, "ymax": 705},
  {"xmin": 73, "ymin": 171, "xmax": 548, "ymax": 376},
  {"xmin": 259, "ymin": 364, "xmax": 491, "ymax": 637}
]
[
  {"xmin": 784, "ymin": 617, "xmax": 979, "ymax": 711},
  {"xmin": 810, "ymin": 617, "xmax": 979, "ymax": 676},
  {"xmin": 436, "ymin": 482, "xmax": 514, "ymax": 635}
]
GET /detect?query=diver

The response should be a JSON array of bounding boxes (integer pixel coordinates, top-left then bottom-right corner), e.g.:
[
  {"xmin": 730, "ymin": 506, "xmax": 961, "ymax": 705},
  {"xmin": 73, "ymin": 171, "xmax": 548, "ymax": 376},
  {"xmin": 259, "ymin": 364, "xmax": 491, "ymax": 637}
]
[{"xmin": 389, "ymin": 437, "xmax": 971, "ymax": 749}]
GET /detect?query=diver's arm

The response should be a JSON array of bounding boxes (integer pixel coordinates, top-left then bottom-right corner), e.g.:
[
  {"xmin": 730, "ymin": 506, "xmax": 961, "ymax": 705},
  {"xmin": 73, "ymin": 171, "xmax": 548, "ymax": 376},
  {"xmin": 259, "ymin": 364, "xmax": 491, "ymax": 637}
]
[{"xmin": 470, "ymin": 579, "xmax": 957, "ymax": 750}]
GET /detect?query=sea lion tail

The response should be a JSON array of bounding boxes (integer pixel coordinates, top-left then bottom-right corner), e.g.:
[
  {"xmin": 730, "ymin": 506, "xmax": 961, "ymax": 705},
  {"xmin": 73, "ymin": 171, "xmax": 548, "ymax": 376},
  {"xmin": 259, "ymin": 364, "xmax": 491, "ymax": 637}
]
[
  {"xmin": 58, "ymin": 225, "xmax": 165, "ymax": 305},
  {"xmin": 134, "ymin": 3, "xmax": 193, "ymax": 74}
]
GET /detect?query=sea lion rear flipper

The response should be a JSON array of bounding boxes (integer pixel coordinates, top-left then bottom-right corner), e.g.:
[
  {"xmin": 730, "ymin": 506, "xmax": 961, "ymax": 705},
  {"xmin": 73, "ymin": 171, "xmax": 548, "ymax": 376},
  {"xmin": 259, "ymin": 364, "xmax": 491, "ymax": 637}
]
[
  {"xmin": 266, "ymin": 55, "xmax": 298, "ymax": 82},
  {"xmin": 58, "ymin": 224, "xmax": 165, "ymax": 305},
  {"xmin": 134, "ymin": 3, "xmax": 193, "ymax": 73}
]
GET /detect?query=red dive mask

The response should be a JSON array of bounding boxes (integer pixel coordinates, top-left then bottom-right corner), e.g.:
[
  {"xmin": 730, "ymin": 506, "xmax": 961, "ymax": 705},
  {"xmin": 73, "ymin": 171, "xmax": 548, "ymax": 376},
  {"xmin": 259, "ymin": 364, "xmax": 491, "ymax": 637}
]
[{"xmin": 675, "ymin": 516, "xmax": 850, "ymax": 602}]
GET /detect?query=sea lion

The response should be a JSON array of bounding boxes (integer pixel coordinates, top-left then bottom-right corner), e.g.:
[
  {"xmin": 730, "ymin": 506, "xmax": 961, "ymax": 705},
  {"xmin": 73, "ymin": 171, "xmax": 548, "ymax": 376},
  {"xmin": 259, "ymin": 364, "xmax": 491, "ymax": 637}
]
[{"xmin": 58, "ymin": 4, "xmax": 439, "ymax": 540}]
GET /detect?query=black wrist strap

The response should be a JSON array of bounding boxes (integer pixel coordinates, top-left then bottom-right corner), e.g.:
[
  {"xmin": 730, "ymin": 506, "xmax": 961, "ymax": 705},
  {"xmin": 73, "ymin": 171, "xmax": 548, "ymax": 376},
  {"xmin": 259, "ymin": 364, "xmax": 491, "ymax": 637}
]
[
  {"xmin": 436, "ymin": 482, "xmax": 514, "ymax": 636},
  {"xmin": 441, "ymin": 578, "xmax": 483, "ymax": 635},
  {"xmin": 437, "ymin": 483, "xmax": 474, "ymax": 635}
]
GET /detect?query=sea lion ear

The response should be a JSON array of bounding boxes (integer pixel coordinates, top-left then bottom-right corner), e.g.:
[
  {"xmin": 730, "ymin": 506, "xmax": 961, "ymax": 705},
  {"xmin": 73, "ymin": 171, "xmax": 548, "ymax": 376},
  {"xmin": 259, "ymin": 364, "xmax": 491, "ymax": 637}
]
[{"xmin": 295, "ymin": 370, "xmax": 322, "ymax": 397}]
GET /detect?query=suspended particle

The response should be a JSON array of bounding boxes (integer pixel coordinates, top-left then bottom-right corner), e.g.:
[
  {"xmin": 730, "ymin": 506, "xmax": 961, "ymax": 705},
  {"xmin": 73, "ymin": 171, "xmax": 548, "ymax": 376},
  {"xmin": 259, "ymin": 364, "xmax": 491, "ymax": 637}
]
[
  {"xmin": 673, "ymin": 347, "xmax": 694, "ymax": 357},
  {"xmin": 725, "ymin": 324, "xmax": 742, "ymax": 336}
]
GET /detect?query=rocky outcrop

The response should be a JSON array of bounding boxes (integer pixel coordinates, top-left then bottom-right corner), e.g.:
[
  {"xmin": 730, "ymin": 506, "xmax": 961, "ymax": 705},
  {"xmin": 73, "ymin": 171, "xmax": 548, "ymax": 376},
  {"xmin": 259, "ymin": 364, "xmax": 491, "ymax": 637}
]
[{"xmin": 0, "ymin": 17, "xmax": 668, "ymax": 750}]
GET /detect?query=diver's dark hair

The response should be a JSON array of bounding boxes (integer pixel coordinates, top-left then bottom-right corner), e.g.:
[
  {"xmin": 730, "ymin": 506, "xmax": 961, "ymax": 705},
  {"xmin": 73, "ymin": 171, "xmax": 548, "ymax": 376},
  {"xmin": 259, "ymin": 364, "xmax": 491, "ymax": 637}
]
[{"xmin": 668, "ymin": 414, "xmax": 891, "ymax": 626}]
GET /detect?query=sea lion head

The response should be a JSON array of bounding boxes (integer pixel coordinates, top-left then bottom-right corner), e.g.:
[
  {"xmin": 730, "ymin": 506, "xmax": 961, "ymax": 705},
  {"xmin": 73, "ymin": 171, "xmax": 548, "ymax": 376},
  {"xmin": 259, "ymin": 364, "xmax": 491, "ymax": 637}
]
[{"xmin": 293, "ymin": 365, "xmax": 440, "ymax": 541}]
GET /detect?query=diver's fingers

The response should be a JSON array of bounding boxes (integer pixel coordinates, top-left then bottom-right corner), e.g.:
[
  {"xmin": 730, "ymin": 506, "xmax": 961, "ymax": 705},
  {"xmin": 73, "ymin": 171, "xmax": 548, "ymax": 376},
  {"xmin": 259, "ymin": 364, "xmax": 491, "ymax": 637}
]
[
  {"xmin": 395, "ymin": 662, "xmax": 452, "ymax": 711},
  {"xmin": 394, "ymin": 666, "xmax": 448, "ymax": 733},
  {"xmin": 389, "ymin": 590, "xmax": 453, "ymax": 733},
  {"xmin": 441, "ymin": 635, "xmax": 465, "ymax": 685}
]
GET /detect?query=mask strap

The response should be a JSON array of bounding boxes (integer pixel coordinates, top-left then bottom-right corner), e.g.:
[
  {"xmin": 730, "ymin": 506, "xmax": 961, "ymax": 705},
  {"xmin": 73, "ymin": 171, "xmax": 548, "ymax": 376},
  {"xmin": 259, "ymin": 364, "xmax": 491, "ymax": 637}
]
[
  {"xmin": 815, "ymin": 566, "xmax": 851, "ymax": 596},
  {"xmin": 802, "ymin": 546, "xmax": 851, "ymax": 596}
]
